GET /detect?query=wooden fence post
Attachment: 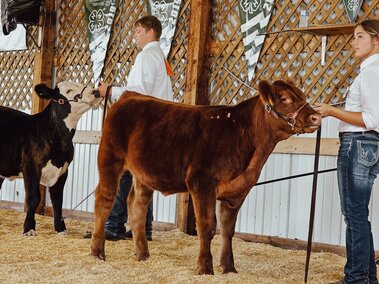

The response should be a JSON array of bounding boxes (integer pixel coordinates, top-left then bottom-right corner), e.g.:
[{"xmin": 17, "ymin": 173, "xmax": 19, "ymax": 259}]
[{"xmin": 176, "ymin": 0, "xmax": 213, "ymax": 235}]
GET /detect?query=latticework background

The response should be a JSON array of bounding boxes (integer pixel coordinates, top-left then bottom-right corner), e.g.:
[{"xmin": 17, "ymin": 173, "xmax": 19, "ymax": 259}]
[
  {"xmin": 55, "ymin": 0, "xmax": 190, "ymax": 103},
  {"xmin": 0, "ymin": 0, "xmax": 378, "ymax": 111},
  {"xmin": 0, "ymin": 26, "xmax": 39, "ymax": 110},
  {"xmin": 211, "ymin": 0, "xmax": 379, "ymax": 106}
]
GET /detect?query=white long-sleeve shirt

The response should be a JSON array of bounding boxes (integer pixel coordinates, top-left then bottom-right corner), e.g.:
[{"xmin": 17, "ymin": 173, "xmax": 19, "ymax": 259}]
[
  {"xmin": 338, "ymin": 53, "xmax": 379, "ymax": 133},
  {"xmin": 111, "ymin": 41, "xmax": 173, "ymax": 102}
]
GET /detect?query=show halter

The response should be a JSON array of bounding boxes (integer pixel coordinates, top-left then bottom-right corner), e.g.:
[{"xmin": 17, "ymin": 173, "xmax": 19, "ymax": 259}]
[
  {"xmin": 265, "ymin": 102, "xmax": 308, "ymax": 135},
  {"xmin": 52, "ymin": 86, "xmax": 87, "ymax": 105}
]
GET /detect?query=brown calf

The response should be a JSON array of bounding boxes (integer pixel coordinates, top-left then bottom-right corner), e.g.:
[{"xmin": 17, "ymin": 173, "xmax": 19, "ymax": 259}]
[{"xmin": 90, "ymin": 80, "xmax": 321, "ymax": 274}]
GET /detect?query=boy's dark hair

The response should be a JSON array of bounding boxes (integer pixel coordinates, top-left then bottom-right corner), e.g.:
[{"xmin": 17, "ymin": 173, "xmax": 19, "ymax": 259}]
[
  {"xmin": 135, "ymin": 15, "xmax": 162, "ymax": 40},
  {"xmin": 357, "ymin": 19, "xmax": 379, "ymax": 37}
]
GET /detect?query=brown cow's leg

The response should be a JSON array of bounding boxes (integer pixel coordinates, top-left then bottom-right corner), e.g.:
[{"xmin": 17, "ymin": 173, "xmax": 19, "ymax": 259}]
[
  {"xmin": 90, "ymin": 148, "xmax": 124, "ymax": 260},
  {"xmin": 128, "ymin": 179, "xmax": 152, "ymax": 261},
  {"xmin": 219, "ymin": 202, "xmax": 239, "ymax": 274},
  {"xmin": 188, "ymin": 184, "xmax": 217, "ymax": 275}
]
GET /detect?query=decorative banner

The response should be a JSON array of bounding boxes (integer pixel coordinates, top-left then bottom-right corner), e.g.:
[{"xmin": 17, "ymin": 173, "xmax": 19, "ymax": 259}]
[
  {"xmin": 239, "ymin": 0, "xmax": 274, "ymax": 81},
  {"xmin": 147, "ymin": 0, "xmax": 183, "ymax": 58},
  {"xmin": 342, "ymin": 0, "xmax": 364, "ymax": 23},
  {"xmin": 84, "ymin": 0, "xmax": 118, "ymax": 84}
]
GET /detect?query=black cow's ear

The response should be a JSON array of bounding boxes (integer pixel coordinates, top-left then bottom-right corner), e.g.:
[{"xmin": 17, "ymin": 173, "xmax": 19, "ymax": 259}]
[
  {"xmin": 258, "ymin": 80, "xmax": 274, "ymax": 106},
  {"xmin": 34, "ymin": 84, "xmax": 59, "ymax": 99}
]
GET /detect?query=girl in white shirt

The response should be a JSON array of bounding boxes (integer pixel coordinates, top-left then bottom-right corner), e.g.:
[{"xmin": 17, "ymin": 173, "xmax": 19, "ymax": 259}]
[{"xmin": 314, "ymin": 19, "xmax": 379, "ymax": 284}]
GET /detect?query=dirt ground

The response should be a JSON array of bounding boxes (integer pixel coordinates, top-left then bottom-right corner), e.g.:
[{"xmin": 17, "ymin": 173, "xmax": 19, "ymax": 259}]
[{"xmin": 0, "ymin": 209, "xmax": 347, "ymax": 283}]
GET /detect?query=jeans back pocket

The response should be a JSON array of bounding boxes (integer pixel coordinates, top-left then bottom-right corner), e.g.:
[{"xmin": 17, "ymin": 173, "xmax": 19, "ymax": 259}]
[{"xmin": 357, "ymin": 140, "xmax": 379, "ymax": 167}]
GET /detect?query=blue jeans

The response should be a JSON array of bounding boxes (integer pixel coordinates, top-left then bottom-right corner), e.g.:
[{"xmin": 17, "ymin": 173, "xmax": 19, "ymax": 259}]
[
  {"xmin": 337, "ymin": 132, "xmax": 379, "ymax": 284},
  {"xmin": 105, "ymin": 171, "xmax": 154, "ymax": 236}
]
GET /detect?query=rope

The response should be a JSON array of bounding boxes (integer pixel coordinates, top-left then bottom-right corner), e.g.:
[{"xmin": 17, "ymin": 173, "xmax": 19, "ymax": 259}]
[
  {"xmin": 255, "ymin": 167, "xmax": 336, "ymax": 186},
  {"xmin": 222, "ymin": 66, "xmax": 257, "ymax": 92},
  {"xmin": 71, "ymin": 190, "xmax": 94, "ymax": 211},
  {"xmin": 102, "ymin": 85, "xmax": 111, "ymax": 126}
]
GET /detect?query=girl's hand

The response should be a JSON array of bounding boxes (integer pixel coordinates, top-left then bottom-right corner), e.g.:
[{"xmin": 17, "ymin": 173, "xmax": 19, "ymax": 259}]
[{"xmin": 312, "ymin": 102, "xmax": 335, "ymax": 118}]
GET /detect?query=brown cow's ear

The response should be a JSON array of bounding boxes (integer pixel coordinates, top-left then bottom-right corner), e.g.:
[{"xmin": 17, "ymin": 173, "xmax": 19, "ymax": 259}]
[
  {"xmin": 284, "ymin": 78, "xmax": 296, "ymax": 86},
  {"xmin": 258, "ymin": 80, "xmax": 273, "ymax": 106}
]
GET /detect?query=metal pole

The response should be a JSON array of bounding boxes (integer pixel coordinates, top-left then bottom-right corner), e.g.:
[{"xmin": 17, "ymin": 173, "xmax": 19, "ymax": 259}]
[{"xmin": 304, "ymin": 126, "xmax": 322, "ymax": 283}]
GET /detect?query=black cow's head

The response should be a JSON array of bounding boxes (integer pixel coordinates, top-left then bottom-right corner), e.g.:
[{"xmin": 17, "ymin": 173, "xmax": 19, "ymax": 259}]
[
  {"xmin": 258, "ymin": 80, "xmax": 321, "ymax": 135},
  {"xmin": 34, "ymin": 82, "xmax": 102, "ymax": 131},
  {"xmin": 35, "ymin": 82, "xmax": 101, "ymax": 110}
]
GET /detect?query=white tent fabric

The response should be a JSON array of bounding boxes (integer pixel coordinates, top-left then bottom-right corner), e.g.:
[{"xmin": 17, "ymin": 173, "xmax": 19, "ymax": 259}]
[{"xmin": 0, "ymin": 4, "xmax": 26, "ymax": 51}]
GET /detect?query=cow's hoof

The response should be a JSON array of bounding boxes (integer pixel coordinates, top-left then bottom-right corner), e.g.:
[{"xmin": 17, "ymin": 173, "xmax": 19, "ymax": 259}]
[
  {"xmin": 90, "ymin": 251, "xmax": 106, "ymax": 261},
  {"xmin": 134, "ymin": 250, "xmax": 150, "ymax": 261},
  {"xmin": 57, "ymin": 230, "xmax": 67, "ymax": 236},
  {"xmin": 221, "ymin": 266, "xmax": 238, "ymax": 274},
  {"xmin": 23, "ymin": 229, "xmax": 36, "ymax": 236},
  {"xmin": 197, "ymin": 266, "xmax": 214, "ymax": 275},
  {"xmin": 90, "ymin": 253, "xmax": 105, "ymax": 261}
]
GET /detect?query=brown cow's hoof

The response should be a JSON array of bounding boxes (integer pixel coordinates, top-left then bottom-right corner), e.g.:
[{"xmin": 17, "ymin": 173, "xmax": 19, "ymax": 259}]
[
  {"xmin": 90, "ymin": 251, "xmax": 106, "ymax": 261},
  {"xmin": 90, "ymin": 243, "xmax": 106, "ymax": 261},
  {"xmin": 134, "ymin": 250, "xmax": 150, "ymax": 261},
  {"xmin": 221, "ymin": 266, "xmax": 238, "ymax": 274},
  {"xmin": 90, "ymin": 253, "xmax": 106, "ymax": 261},
  {"xmin": 197, "ymin": 267, "xmax": 214, "ymax": 275}
]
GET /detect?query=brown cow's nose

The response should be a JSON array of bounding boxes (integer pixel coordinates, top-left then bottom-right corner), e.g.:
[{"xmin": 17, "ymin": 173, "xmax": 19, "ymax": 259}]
[{"xmin": 309, "ymin": 114, "xmax": 321, "ymax": 126}]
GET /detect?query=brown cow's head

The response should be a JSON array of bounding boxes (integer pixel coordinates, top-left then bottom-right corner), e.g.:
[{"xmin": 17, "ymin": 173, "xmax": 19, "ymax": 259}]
[{"xmin": 258, "ymin": 80, "xmax": 321, "ymax": 135}]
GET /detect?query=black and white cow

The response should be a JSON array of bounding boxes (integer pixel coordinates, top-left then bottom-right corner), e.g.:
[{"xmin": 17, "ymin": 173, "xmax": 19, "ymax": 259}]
[{"xmin": 0, "ymin": 82, "xmax": 101, "ymax": 235}]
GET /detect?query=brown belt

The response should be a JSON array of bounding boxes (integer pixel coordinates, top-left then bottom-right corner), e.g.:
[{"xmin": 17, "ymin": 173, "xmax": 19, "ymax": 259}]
[{"xmin": 339, "ymin": 130, "xmax": 378, "ymax": 137}]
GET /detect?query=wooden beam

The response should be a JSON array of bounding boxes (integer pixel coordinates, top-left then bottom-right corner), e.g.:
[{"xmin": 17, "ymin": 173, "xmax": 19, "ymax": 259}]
[
  {"xmin": 73, "ymin": 130, "xmax": 102, "ymax": 144},
  {"xmin": 273, "ymin": 137, "xmax": 339, "ymax": 156},
  {"xmin": 32, "ymin": 0, "xmax": 57, "ymax": 114},
  {"xmin": 30, "ymin": 0, "xmax": 57, "ymax": 214},
  {"xmin": 177, "ymin": 0, "xmax": 213, "ymax": 235},
  {"xmin": 183, "ymin": 0, "xmax": 212, "ymax": 105}
]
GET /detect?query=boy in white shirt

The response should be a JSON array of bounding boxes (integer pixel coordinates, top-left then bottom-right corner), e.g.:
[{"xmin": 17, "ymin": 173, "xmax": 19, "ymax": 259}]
[{"xmin": 96, "ymin": 15, "xmax": 173, "ymax": 241}]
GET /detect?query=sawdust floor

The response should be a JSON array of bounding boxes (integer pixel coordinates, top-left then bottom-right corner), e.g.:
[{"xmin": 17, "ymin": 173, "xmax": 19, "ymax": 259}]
[{"xmin": 0, "ymin": 209, "xmax": 350, "ymax": 283}]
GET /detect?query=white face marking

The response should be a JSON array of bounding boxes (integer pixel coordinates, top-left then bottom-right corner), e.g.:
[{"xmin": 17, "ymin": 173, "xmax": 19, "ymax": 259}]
[
  {"xmin": 40, "ymin": 161, "xmax": 69, "ymax": 187},
  {"xmin": 56, "ymin": 82, "xmax": 101, "ymax": 131}
]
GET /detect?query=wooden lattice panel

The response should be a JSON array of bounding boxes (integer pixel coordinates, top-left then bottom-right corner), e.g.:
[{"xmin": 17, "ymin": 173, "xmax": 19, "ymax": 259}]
[
  {"xmin": 2, "ymin": 0, "xmax": 378, "ymax": 111},
  {"xmin": 167, "ymin": 0, "xmax": 190, "ymax": 103},
  {"xmin": 210, "ymin": 0, "xmax": 379, "ymax": 106},
  {"xmin": 0, "ymin": 26, "xmax": 38, "ymax": 110},
  {"xmin": 56, "ymin": 1, "xmax": 94, "ymax": 85},
  {"xmin": 56, "ymin": 0, "xmax": 189, "ymax": 105}
]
